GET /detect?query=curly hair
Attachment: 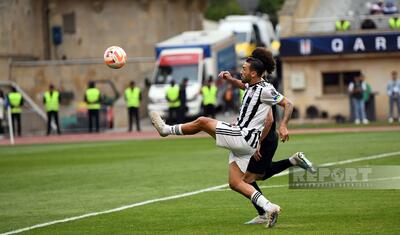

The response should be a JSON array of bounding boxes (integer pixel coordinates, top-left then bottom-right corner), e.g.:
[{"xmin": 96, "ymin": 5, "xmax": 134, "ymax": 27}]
[{"xmin": 251, "ymin": 47, "xmax": 275, "ymax": 75}]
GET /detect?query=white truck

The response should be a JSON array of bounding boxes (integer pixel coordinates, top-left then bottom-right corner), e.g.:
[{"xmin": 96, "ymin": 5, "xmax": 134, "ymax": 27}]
[
  {"xmin": 148, "ymin": 30, "xmax": 237, "ymax": 117},
  {"xmin": 219, "ymin": 15, "xmax": 276, "ymax": 59}
]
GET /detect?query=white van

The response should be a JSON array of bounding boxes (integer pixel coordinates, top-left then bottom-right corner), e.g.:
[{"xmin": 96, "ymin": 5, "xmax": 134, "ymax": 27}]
[
  {"xmin": 148, "ymin": 30, "xmax": 237, "ymax": 117},
  {"xmin": 219, "ymin": 15, "xmax": 276, "ymax": 58}
]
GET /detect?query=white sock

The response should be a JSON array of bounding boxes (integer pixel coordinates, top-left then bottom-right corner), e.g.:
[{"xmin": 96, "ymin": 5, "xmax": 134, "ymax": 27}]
[
  {"xmin": 289, "ymin": 156, "xmax": 297, "ymax": 165},
  {"xmin": 168, "ymin": 124, "xmax": 183, "ymax": 135},
  {"xmin": 250, "ymin": 191, "xmax": 274, "ymax": 212}
]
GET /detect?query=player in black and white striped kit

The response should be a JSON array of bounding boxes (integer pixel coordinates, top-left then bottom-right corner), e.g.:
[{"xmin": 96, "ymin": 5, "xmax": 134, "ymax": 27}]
[
  {"xmin": 150, "ymin": 56, "xmax": 293, "ymax": 228},
  {"xmin": 224, "ymin": 48, "xmax": 316, "ymax": 225}
]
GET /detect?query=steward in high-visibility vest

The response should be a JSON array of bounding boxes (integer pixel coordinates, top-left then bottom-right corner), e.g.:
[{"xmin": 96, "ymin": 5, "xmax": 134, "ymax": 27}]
[
  {"xmin": 335, "ymin": 19, "xmax": 351, "ymax": 31},
  {"xmin": 125, "ymin": 81, "xmax": 141, "ymax": 132},
  {"xmin": 389, "ymin": 17, "xmax": 400, "ymax": 30},
  {"xmin": 85, "ymin": 81, "xmax": 101, "ymax": 132},
  {"xmin": 239, "ymin": 89, "xmax": 245, "ymax": 104},
  {"xmin": 201, "ymin": 78, "xmax": 218, "ymax": 118},
  {"xmin": 8, "ymin": 87, "xmax": 24, "ymax": 136},
  {"xmin": 166, "ymin": 82, "xmax": 180, "ymax": 108},
  {"xmin": 85, "ymin": 88, "xmax": 101, "ymax": 110},
  {"xmin": 43, "ymin": 84, "xmax": 61, "ymax": 135},
  {"xmin": 44, "ymin": 89, "xmax": 59, "ymax": 112},
  {"xmin": 202, "ymin": 84, "xmax": 217, "ymax": 106},
  {"xmin": 166, "ymin": 80, "xmax": 180, "ymax": 123},
  {"xmin": 8, "ymin": 90, "xmax": 23, "ymax": 114}
]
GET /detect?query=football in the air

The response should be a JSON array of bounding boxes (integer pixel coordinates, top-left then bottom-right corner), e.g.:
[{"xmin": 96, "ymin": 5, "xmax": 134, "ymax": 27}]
[{"xmin": 104, "ymin": 46, "xmax": 127, "ymax": 69}]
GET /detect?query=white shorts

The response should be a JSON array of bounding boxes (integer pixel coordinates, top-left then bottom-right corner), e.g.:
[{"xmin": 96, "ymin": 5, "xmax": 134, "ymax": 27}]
[{"xmin": 215, "ymin": 121, "xmax": 256, "ymax": 173}]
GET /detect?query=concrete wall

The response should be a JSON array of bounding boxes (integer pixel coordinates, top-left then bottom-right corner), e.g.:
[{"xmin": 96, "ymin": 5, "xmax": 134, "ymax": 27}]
[
  {"xmin": 279, "ymin": 0, "xmax": 320, "ymax": 37},
  {"xmin": 0, "ymin": 0, "xmax": 206, "ymax": 132},
  {"xmin": 0, "ymin": 0, "xmax": 45, "ymax": 58},
  {"xmin": 47, "ymin": 0, "xmax": 205, "ymax": 59},
  {"xmin": 282, "ymin": 55, "xmax": 400, "ymax": 120}
]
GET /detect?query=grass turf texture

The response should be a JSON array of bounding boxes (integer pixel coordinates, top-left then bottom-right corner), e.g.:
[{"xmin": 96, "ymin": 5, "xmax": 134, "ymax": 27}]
[{"xmin": 0, "ymin": 131, "xmax": 399, "ymax": 234}]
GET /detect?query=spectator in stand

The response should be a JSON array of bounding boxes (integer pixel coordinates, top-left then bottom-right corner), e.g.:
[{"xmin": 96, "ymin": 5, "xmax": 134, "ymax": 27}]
[
  {"xmin": 335, "ymin": 19, "xmax": 351, "ymax": 31},
  {"xmin": 370, "ymin": 0, "xmax": 384, "ymax": 14},
  {"xmin": 389, "ymin": 16, "xmax": 400, "ymax": 29},
  {"xmin": 361, "ymin": 18, "xmax": 377, "ymax": 29},
  {"xmin": 383, "ymin": 1, "xmax": 398, "ymax": 14}
]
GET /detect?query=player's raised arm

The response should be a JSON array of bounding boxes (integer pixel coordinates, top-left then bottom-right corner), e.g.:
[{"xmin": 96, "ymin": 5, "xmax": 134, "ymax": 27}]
[
  {"xmin": 218, "ymin": 71, "xmax": 245, "ymax": 90},
  {"xmin": 277, "ymin": 97, "xmax": 293, "ymax": 142}
]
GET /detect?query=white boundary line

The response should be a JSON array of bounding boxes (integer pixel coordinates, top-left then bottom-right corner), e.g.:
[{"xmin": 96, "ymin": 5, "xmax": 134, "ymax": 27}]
[
  {"xmin": 2, "ymin": 150, "xmax": 400, "ymax": 235},
  {"xmin": 213, "ymin": 176, "xmax": 400, "ymax": 191}
]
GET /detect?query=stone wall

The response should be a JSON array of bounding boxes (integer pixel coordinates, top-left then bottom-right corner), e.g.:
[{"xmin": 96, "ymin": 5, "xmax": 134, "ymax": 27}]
[{"xmin": 0, "ymin": 0, "xmax": 206, "ymax": 131}]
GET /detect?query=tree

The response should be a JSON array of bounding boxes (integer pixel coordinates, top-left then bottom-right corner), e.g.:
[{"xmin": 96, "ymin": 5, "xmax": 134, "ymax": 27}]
[
  {"xmin": 257, "ymin": 0, "xmax": 285, "ymax": 26},
  {"xmin": 204, "ymin": 0, "xmax": 245, "ymax": 21}
]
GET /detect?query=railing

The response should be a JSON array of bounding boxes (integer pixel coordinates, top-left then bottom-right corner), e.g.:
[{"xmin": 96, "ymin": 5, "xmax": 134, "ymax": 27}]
[
  {"xmin": 11, "ymin": 57, "xmax": 154, "ymax": 67},
  {"xmin": 291, "ymin": 14, "xmax": 400, "ymax": 34}
]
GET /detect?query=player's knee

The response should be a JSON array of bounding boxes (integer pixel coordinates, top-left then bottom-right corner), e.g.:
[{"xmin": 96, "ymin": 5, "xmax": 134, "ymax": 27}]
[
  {"xmin": 242, "ymin": 173, "xmax": 260, "ymax": 183},
  {"xmin": 242, "ymin": 175, "xmax": 253, "ymax": 184},
  {"xmin": 195, "ymin": 116, "xmax": 209, "ymax": 126}
]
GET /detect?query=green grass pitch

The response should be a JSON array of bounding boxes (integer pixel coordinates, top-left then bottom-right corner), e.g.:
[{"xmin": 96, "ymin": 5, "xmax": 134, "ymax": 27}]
[{"xmin": 1, "ymin": 131, "xmax": 400, "ymax": 234}]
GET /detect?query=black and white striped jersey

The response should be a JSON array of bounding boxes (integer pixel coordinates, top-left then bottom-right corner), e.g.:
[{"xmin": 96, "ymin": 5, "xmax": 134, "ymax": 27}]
[{"xmin": 236, "ymin": 80, "xmax": 284, "ymax": 148}]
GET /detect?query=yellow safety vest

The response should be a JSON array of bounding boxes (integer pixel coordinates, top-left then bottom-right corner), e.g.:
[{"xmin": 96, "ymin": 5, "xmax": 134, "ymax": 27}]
[
  {"xmin": 85, "ymin": 88, "xmax": 101, "ymax": 110},
  {"xmin": 125, "ymin": 87, "xmax": 141, "ymax": 108},
  {"xmin": 8, "ymin": 92, "xmax": 22, "ymax": 114},
  {"xmin": 166, "ymin": 85, "xmax": 180, "ymax": 108},
  {"xmin": 389, "ymin": 17, "xmax": 400, "ymax": 29},
  {"xmin": 335, "ymin": 20, "xmax": 350, "ymax": 31},
  {"xmin": 44, "ymin": 91, "xmax": 59, "ymax": 112},
  {"xmin": 201, "ymin": 85, "xmax": 217, "ymax": 105},
  {"xmin": 239, "ymin": 89, "xmax": 245, "ymax": 104}
]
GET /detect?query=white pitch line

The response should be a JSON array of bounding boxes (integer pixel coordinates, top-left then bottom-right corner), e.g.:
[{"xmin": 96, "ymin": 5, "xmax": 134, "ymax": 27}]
[
  {"xmin": 213, "ymin": 176, "xmax": 400, "ymax": 191},
  {"xmin": 2, "ymin": 150, "xmax": 400, "ymax": 235}
]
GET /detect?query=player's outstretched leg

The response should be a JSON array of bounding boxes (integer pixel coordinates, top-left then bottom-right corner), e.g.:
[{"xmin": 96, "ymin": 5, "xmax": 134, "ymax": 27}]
[
  {"xmin": 150, "ymin": 111, "xmax": 217, "ymax": 138},
  {"xmin": 290, "ymin": 152, "xmax": 316, "ymax": 173}
]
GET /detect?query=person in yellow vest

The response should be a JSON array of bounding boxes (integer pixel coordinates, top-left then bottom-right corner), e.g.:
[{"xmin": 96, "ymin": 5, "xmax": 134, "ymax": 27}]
[
  {"xmin": 125, "ymin": 81, "xmax": 141, "ymax": 132},
  {"xmin": 43, "ymin": 84, "xmax": 61, "ymax": 135},
  {"xmin": 389, "ymin": 16, "xmax": 400, "ymax": 30},
  {"xmin": 166, "ymin": 80, "xmax": 180, "ymax": 124},
  {"xmin": 7, "ymin": 87, "xmax": 24, "ymax": 136},
  {"xmin": 84, "ymin": 81, "xmax": 101, "ymax": 133},
  {"xmin": 335, "ymin": 19, "xmax": 351, "ymax": 31},
  {"xmin": 239, "ymin": 88, "xmax": 245, "ymax": 104},
  {"xmin": 201, "ymin": 77, "xmax": 218, "ymax": 118}
]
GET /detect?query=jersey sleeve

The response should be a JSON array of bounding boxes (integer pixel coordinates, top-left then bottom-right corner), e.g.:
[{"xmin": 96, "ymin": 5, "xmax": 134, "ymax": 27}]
[{"xmin": 260, "ymin": 85, "xmax": 284, "ymax": 105}]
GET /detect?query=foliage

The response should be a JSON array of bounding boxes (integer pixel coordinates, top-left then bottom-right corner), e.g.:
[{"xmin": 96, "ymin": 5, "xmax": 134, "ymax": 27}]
[
  {"xmin": 205, "ymin": 0, "xmax": 285, "ymax": 26},
  {"xmin": 204, "ymin": 0, "xmax": 245, "ymax": 21}
]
